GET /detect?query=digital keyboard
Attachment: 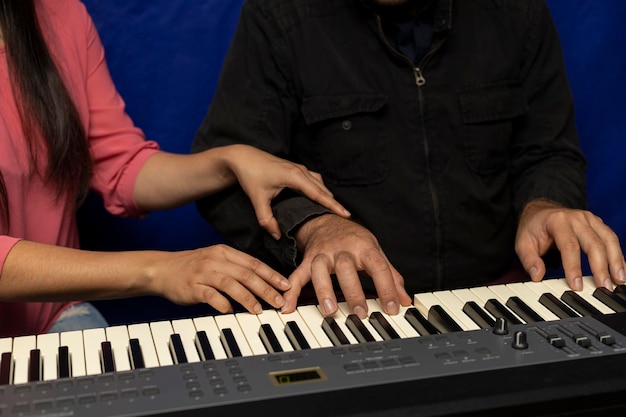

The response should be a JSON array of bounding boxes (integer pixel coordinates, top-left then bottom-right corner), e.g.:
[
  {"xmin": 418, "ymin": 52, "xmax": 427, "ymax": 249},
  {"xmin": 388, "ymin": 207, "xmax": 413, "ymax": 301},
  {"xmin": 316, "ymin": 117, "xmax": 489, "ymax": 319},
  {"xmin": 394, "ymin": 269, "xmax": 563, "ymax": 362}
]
[{"xmin": 2, "ymin": 276, "xmax": 626, "ymax": 417}]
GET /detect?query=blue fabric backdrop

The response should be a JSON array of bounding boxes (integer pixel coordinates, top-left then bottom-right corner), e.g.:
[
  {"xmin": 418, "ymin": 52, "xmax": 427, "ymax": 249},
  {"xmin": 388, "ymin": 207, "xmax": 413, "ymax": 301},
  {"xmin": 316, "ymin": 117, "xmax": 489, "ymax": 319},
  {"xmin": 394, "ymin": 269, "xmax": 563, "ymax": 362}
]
[{"xmin": 78, "ymin": 0, "xmax": 626, "ymax": 324}]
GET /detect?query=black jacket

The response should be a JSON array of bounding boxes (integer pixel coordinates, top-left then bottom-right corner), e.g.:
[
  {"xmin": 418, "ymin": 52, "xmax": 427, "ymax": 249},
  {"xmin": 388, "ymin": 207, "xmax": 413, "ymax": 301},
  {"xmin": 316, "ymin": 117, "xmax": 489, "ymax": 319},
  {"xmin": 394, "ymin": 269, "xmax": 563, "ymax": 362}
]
[{"xmin": 192, "ymin": 0, "xmax": 586, "ymax": 294}]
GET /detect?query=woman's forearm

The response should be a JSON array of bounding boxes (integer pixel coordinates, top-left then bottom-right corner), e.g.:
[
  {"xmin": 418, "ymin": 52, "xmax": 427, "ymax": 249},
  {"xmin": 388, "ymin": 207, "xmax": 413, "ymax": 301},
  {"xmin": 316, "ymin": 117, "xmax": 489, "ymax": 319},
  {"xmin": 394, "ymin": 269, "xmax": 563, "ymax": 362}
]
[
  {"xmin": 0, "ymin": 240, "xmax": 160, "ymax": 302},
  {"xmin": 133, "ymin": 146, "xmax": 237, "ymax": 212}
]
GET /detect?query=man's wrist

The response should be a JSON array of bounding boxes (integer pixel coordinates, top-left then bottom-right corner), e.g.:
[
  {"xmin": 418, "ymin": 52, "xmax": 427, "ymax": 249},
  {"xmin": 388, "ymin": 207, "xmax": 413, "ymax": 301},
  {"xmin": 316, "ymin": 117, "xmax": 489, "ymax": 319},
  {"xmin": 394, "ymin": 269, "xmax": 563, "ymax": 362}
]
[
  {"xmin": 521, "ymin": 198, "xmax": 561, "ymax": 217},
  {"xmin": 293, "ymin": 213, "xmax": 337, "ymax": 250}
]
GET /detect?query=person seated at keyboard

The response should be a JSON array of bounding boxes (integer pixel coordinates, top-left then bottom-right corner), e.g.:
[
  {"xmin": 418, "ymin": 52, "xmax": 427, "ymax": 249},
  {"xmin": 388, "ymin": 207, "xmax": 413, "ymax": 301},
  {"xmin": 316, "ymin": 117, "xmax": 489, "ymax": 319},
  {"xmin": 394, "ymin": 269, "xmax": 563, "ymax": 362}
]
[
  {"xmin": 0, "ymin": 0, "xmax": 350, "ymax": 337},
  {"xmin": 192, "ymin": 0, "xmax": 626, "ymax": 319}
]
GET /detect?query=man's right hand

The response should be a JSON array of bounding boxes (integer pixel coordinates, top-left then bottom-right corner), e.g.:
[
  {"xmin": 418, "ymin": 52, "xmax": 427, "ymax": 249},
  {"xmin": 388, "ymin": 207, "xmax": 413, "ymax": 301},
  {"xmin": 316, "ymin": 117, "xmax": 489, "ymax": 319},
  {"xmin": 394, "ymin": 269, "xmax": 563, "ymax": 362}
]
[{"xmin": 281, "ymin": 214, "xmax": 412, "ymax": 318}]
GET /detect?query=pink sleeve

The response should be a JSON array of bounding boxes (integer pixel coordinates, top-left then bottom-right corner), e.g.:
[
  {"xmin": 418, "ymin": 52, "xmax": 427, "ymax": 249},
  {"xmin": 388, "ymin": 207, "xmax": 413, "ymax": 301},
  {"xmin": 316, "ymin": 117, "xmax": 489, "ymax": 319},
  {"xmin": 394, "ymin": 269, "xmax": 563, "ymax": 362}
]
[
  {"xmin": 80, "ymin": 6, "xmax": 160, "ymax": 218},
  {"xmin": 0, "ymin": 236, "xmax": 21, "ymax": 278}
]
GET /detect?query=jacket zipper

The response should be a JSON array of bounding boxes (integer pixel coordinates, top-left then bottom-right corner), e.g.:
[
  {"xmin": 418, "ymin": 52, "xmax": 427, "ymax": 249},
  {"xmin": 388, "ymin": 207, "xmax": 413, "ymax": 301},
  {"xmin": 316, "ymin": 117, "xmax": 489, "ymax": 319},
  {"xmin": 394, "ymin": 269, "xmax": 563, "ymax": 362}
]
[{"xmin": 376, "ymin": 15, "xmax": 446, "ymax": 289}]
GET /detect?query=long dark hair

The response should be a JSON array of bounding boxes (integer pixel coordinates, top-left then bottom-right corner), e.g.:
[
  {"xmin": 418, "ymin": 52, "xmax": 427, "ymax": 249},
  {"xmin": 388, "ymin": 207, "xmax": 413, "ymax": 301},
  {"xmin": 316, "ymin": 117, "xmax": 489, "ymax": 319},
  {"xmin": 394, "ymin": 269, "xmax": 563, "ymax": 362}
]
[{"xmin": 0, "ymin": 0, "xmax": 92, "ymax": 230}]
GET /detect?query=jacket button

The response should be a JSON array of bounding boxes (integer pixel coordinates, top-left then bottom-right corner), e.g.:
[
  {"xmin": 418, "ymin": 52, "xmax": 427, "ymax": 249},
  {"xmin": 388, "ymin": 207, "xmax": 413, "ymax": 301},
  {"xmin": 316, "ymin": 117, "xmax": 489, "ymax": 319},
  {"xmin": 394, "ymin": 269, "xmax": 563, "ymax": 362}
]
[{"xmin": 342, "ymin": 120, "xmax": 352, "ymax": 130}]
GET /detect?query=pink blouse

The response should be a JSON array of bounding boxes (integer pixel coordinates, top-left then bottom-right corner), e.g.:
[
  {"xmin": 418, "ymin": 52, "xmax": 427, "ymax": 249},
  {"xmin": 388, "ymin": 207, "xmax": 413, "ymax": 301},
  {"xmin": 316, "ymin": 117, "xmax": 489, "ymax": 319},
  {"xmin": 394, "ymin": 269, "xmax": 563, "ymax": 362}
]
[{"xmin": 0, "ymin": 0, "xmax": 160, "ymax": 336}]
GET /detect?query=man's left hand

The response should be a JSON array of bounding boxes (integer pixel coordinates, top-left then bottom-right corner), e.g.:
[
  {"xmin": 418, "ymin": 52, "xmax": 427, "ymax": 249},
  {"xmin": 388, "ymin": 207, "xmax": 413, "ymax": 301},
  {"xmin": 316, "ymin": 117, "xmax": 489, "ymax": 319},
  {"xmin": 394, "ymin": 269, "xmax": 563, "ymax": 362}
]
[{"xmin": 515, "ymin": 199, "xmax": 626, "ymax": 290}]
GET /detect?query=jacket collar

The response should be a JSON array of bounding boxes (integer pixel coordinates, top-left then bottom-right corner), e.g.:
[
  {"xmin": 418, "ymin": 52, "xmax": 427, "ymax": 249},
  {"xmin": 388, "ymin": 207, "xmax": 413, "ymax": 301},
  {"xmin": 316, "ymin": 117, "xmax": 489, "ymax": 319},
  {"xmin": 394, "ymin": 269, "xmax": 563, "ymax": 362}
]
[{"xmin": 358, "ymin": 0, "xmax": 453, "ymax": 32}]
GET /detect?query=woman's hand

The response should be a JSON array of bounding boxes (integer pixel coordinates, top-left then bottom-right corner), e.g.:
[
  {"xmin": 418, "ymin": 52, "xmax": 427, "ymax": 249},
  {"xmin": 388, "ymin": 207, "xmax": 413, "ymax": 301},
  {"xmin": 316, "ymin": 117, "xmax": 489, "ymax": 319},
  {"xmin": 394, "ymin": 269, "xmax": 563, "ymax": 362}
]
[
  {"xmin": 225, "ymin": 144, "xmax": 351, "ymax": 239},
  {"xmin": 149, "ymin": 244, "xmax": 291, "ymax": 314}
]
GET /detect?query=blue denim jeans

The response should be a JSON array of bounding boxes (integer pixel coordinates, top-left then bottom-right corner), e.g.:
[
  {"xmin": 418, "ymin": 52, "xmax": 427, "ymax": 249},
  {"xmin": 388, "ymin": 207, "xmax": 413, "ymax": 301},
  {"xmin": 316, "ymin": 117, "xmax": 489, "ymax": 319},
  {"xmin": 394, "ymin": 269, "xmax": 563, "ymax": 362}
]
[{"xmin": 47, "ymin": 302, "xmax": 109, "ymax": 333}]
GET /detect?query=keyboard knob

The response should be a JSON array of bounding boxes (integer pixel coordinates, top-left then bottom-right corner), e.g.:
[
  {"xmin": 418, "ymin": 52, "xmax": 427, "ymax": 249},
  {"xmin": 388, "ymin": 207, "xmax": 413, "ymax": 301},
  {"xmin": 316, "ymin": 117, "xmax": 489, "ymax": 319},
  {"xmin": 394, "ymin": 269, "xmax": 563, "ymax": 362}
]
[
  {"xmin": 512, "ymin": 331, "xmax": 529, "ymax": 350},
  {"xmin": 492, "ymin": 317, "xmax": 509, "ymax": 335}
]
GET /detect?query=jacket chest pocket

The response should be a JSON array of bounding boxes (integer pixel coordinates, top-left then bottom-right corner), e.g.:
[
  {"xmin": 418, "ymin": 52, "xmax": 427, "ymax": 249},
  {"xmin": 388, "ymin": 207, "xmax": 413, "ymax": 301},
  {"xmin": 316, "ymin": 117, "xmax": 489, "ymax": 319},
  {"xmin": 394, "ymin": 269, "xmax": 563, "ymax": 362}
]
[
  {"xmin": 301, "ymin": 94, "xmax": 389, "ymax": 186},
  {"xmin": 458, "ymin": 80, "xmax": 529, "ymax": 176}
]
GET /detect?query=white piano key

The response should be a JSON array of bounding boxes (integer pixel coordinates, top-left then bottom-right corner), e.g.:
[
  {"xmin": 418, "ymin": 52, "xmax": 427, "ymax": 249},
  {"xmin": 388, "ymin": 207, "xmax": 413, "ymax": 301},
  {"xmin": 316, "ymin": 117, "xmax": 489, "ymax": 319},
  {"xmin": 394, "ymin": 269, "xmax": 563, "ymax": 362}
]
[
  {"xmin": 486, "ymin": 284, "xmax": 519, "ymax": 303},
  {"xmin": 127, "ymin": 323, "xmax": 160, "ymax": 368},
  {"xmin": 235, "ymin": 313, "xmax": 269, "ymax": 355},
  {"xmin": 449, "ymin": 288, "xmax": 478, "ymax": 305},
  {"xmin": 60, "ymin": 330, "xmax": 85, "ymax": 377},
  {"xmin": 522, "ymin": 280, "xmax": 559, "ymax": 307},
  {"xmin": 192, "ymin": 316, "xmax": 228, "ymax": 360},
  {"xmin": 468, "ymin": 286, "xmax": 506, "ymax": 305},
  {"xmin": 149, "ymin": 321, "xmax": 175, "ymax": 366},
  {"xmin": 432, "ymin": 291, "xmax": 481, "ymax": 331},
  {"xmin": 12, "ymin": 335, "xmax": 36, "ymax": 385},
  {"xmin": 277, "ymin": 309, "xmax": 323, "ymax": 349},
  {"xmin": 542, "ymin": 278, "xmax": 576, "ymax": 295},
  {"xmin": 295, "ymin": 305, "xmax": 333, "ymax": 348},
  {"xmin": 505, "ymin": 282, "xmax": 560, "ymax": 321},
  {"xmin": 0, "ymin": 338, "xmax": 12, "ymax": 355},
  {"xmin": 214, "ymin": 314, "xmax": 253, "ymax": 357},
  {"xmin": 337, "ymin": 302, "xmax": 384, "ymax": 341},
  {"xmin": 413, "ymin": 292, "xmax": 441, "ymax": 317},
  {"xmin": 36, "ymin": 333, "xmax": 60, "ymax": 381},
  {"xmin": 171, "ymin": 319, "xmax": 201, "ymax": 363},
  {"xmin": 83, "ymin": 328, "xmax": 106, "ymax": 375},
  {"xmin": 105, "ymin": 326, "xmax": 132, "ymax": 371},
  {"xmin": 257, "ymin": 310, "xmax": 295, "ymax": 352}
]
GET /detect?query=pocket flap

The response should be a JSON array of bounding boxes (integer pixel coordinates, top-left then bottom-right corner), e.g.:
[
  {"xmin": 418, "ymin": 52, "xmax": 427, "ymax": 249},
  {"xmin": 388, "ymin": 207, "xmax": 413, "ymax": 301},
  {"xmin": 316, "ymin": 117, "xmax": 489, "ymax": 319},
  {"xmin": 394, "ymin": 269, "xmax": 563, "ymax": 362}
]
[
  {"xmin": 458, "ymin": 80, "xmax": 528, "ymax": 123},
  {"xmin": 301, "ymin": 94, "xmax": 388, "ymax": 125}
]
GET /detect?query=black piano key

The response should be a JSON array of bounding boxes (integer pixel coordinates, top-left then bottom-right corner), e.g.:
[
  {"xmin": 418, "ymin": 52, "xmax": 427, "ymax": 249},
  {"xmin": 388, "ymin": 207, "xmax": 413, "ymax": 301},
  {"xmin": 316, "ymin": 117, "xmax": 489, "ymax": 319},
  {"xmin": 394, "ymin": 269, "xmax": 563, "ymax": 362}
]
[
  {"xmin": 614, "ymin": 285, "xmax": 626, "ymax": 300},
  {"xmin": 0, "ymin": 352, "xmax": 13, "ymax": 385},
  {"xmin": 321, "ymin": 317, "xmax": 351, "ymax": 346},
  {"xmin": 129, "ymin": 338, "xmax": 145, "ymax": 369},
  {"xmin": 484, "ymin": 299, "xmax": 523, "ymax": 325},
  {"xmin": 506, "ymin": 296, "xmax": 544, "ymax": 323},
  {"xmin": 404, "ymin": 307, "xmax": 440, "ymax": 335},
  {"xmin": 220, "ymin": 328, "xmax": 242, "ymax": 358},
  {"xmin": 345, "ymin": 314, "xmax": 376, "ymax": 343},
  {"xmin": 561, "ymin": 291, "xmax": 603, "ymax": 317},
  {"xmin": 100, "ymin": 341, "xmax": 116, "ymax": 373},
  {"xmin": 195, "ymin": 330, "xmax": 215, "ymax": 361},
  {"xmin": 259, "ymin": 323, "xmax": 283, "ymax": 353},
  {"xmin": 593, "ymin": 287, "xmax": 626, "ymax": 312},
  {"xmin": 462, "ymin": 301, "xmax": 496, "ymax": 329},
  {"xmin": 58, "ymin": 346, "xmax": 71, "ymax": 379},
  {"xmin": 28, "ymin": 349, "xmax": 42, "ymax": 382},
  {"xmin": 539, "ymin": 293, "xmax": 579, "ymax": 319},
  {"xmin": 168, "ymin": 334, "xmax": 188, "ymax": 364},
  {"xmin": 285, "ymin": 321, "xmax": 311, "ymax": 350},
  {"xmin": 428, "ymin": 305, "xmax": 464, "ymax": 333},
  {"xmin": 369, "ymin": 311, "xmax": 401, "ymax": 340}
]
